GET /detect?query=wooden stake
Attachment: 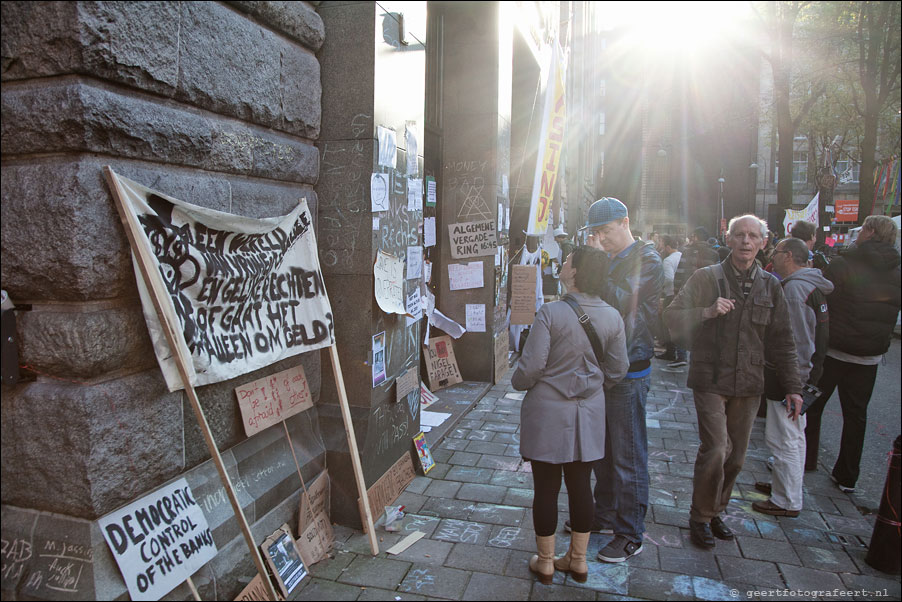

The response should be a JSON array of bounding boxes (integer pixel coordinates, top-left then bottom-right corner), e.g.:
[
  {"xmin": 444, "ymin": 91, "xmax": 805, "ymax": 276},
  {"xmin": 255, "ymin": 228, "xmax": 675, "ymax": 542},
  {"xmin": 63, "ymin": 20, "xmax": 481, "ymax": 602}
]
[
  {"xmin": 328, "ymin": 344, "xmax": 379, "ymax": 554},
  {"xmin": 104, "ymin": 167, "xmax": 279, "ymax": 601},
  {"xmin": 186, "ymin": 577, "xmax": 201, "ymax": 601}
]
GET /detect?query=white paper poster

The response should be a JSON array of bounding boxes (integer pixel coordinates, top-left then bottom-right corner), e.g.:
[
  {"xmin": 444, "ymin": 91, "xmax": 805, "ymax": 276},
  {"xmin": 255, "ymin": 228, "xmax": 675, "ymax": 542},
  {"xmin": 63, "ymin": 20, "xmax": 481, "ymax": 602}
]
[
  {"xmin": 406, "ymin": 123, "xmax": 419, "ymax": 176},
  {"xmin": 406, "ymin": 246, "xmax": 423, "ymax": 280},
  {"xmin": 448, "ymin": 261, "xmax": 484, "ymax": 290},
  {"xmin": 372, "ymin": 331, "xmax": 387, "ymax": 386},
  {"xmin": 407, "ymin": 178, "xmax": 423, "ymax": 212},
  {"xmin": 371, "ymin": 173, "xmax": 389, "ymax": 212},
  {"xmin": 109, "ymin": 171, "xmax": 333, "ymax": 391},
  {"xmin": 424, "ymin": 260, "xmax": 433, "ymax": 284},
  {"xmin": 424, "ymin": 217, "xmax": 437, "ymax": 248},
  {"xmin": 466, "ymin": 304, "xmax": 486, "ymax": 332},
  {"xmin": 374, "ymin": 250, "xmax": 405, "ymax": 315},
  {"xmin": 426, "ymin": 177, "xmax": 437, "ymax": 207},
  {"xmin": 378, "ymin": 126, "xmax": 397, "ymax": 169},
  {"xmin": 406, "ymin": 289, "xmax": 423, "ymax": 321},
  {"xmin": 373, "ymin": 216, "xmax": 380, "ymax": 230},
  {"xmin": 99, "ymin": 479, "xmax": 216, "ymax": 601}
]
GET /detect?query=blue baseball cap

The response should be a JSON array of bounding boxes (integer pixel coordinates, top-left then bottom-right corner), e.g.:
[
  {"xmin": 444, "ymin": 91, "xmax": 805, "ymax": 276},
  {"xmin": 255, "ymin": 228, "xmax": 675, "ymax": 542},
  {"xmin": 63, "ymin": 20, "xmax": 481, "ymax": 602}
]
[{"xmin": 583, "ymin": 197, "xmax": 628, "ymax": 230}]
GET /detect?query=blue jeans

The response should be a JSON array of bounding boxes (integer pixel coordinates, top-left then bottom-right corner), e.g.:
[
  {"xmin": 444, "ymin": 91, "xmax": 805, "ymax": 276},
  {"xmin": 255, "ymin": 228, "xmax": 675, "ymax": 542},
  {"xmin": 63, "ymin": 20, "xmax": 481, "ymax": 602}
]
[{"xmin": 592, "ymin": 375, "xmax": 649, "ymax": 542}]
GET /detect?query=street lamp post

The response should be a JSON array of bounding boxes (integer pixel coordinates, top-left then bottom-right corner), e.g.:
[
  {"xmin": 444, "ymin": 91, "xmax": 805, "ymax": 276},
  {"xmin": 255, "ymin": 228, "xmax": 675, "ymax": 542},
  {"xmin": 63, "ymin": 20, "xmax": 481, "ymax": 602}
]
[{"xmin": 718, "ymin": 170, "xmax": 726, "ymax": 235}]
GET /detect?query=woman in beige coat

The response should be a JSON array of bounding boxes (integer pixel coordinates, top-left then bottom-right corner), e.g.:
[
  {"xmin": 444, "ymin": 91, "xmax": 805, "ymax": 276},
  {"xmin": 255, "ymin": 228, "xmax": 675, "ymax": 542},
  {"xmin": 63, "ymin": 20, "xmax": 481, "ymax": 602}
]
[{"xmin": 513, "ymin": 247, "xmax": 629, "ymax": 584}]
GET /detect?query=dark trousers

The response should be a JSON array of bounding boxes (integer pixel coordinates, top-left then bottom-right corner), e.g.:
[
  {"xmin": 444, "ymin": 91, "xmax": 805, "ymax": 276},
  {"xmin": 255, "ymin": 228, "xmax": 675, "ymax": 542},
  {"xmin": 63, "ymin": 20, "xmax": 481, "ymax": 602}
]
[
  {"xmin": 805, "ymin": 355, "xmax": 879, "ymax": 487},
  {"xmin": 530, "ymin": 460, "xmax": 594, "ymax": 536}
]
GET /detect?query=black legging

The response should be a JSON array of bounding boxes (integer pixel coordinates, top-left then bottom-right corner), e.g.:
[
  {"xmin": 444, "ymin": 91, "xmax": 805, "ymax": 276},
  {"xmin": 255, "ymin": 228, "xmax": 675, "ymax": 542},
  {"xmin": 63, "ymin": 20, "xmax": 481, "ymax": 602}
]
[{"xmin": 530, "ymin": 460, "xmax": 595, "ymax": 536}]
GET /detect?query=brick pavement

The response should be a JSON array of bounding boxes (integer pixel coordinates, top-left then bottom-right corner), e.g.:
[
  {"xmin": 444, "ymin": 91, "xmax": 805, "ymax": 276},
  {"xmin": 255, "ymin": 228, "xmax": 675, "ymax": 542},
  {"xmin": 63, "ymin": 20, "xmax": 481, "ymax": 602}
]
[{"xmin": 293, "ymin": 360, "xmax": 902, "ymax": 601}]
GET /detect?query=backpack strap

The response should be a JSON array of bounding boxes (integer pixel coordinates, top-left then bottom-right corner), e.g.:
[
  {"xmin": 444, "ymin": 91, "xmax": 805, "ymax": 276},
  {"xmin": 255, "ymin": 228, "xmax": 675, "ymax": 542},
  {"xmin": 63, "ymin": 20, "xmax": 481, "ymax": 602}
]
[{"xmin": 561, "ymin": 295, "xmax": 605, "ymax": 367}]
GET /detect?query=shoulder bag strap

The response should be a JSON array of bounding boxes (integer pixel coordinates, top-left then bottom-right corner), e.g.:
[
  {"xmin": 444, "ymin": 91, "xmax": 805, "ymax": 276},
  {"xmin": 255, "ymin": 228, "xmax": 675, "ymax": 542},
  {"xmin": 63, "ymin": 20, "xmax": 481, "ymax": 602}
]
[{"xmin": 561, "ymin": 295, "xmax": 605, "ymax": 366}]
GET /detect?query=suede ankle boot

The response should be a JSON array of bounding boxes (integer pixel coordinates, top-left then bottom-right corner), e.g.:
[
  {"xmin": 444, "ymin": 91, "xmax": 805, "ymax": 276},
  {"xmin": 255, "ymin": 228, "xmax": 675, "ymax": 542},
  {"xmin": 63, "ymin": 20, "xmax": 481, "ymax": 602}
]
[
  {"xmin": 553, "ymin": 531, "xmax": 589, "ymax": 582},
  {"xmin": 529, "ymin": 534, "xmax": 556, "ymax": 584}
]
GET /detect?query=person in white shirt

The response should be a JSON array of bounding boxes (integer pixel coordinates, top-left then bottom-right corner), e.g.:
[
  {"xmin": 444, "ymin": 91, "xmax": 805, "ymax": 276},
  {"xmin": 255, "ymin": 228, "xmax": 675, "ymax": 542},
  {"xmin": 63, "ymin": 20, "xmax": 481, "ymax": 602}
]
[{"xmin": 656, "ymin": 235, "xmax": 682, "ymax": 362}]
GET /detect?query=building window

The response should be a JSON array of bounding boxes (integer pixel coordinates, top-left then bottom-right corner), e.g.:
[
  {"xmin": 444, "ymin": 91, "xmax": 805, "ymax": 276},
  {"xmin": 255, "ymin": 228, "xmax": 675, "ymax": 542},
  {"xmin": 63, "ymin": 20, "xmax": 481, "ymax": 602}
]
[
  {"xmin": 599, "ymin": 79, "xmax": 606, "ymax": 98},
  {"xmin": 793, "ymin": 151, "xmax": 808, "ymax": 183},
  {"xmin": 835, "ymin": 159, "xmax": 860, "ymax": 183},
  {"xmin": 598, "ymin": 112, "xmax": 605, "ymax": 136}
]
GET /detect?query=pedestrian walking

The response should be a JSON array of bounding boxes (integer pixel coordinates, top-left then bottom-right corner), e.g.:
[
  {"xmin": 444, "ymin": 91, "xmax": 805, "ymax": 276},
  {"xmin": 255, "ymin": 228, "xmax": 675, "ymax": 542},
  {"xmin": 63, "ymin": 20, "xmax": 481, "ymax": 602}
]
[
  {"xmin": 512, "ymin": 247, "xmax": 629, "ymax": 583},
  {"xmin": 664, "ymin": 214, "xmax": 802, "ymax": 549},
  {"xmin": 805, "ymin": 215, "xmax": 901, "ymax": 493}
]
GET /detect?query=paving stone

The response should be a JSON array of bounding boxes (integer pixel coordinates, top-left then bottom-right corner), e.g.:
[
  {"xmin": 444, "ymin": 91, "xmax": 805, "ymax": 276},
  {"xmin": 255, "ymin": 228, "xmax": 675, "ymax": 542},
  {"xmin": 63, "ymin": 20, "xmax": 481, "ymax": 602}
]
[
  {"xmin": 426, "ymin": 463, "xmax": 451, "ymax": 479},
  {"xmin": 477, "ymin": 454, "xmax": 523, "ymax": 471},
  {"xmin": 336, "ymin": 555, "xmax": 412, "ymax": 589},
  {"xmin": 792, "ymin": 544, "xmax": 859, "ymax": 573},
  {"xmin": 503, "ymin": 487, "xmax": 534, "ymax": 508},
  {"xmin": 504, "ymin": 443, "xmax": 522, "ymax": 457},
  {"xmin": 441, "ymin": 437, "xmax": 470, "ymax": 451},
  {"xmin": 658, "ymin": 546, "xmax": 722, "ymax": 579},
  {"xmin": 395, "ymin": 491, "xmax": 428, "ymax": 513},
  {"xmin": 356, "ymin": 587, "xmax": 427, "ymax": 600},
  {"xmin": 295, "ymin": 577, "xmax": 367, "ymax": 600},
  {"xmin": 628, "ymin": 570, "xmax": 695, "ymax": 601},
  {"xmin": 846, "ymin": 547, "xmax": 901, "ymax": 578},
  {"xmin": 419, "ymin": 497, "xmax": 475, "ymax": 520},
  {"xmin": 449, "ymin": 451, "xmax": 481, "ymax": 466},
  {"xmin": 308, "ymin": 550, "xmax": 356, "ymax": 580},
  {"xmin": 461, "ymin": 571, "xmax": 532, "ymax": 601},
  {"xmin": 448, "ymin": 428, "xmax": 471, "ymax": 439},
  {"xmin": 752, "ymin": 518, "xmax": 787, "ymax": 541},
  {"xmin": 821, "ymin": 513, "xmax": 875, "ymax": 538},
  {"xmin": 490, "ymin": 470, "xmax": 533, "ymax": 488},
  {"xmin": 675, "ymin": 528, "xmax": 742, "ymax": 557},
  {"xmin": 652, "ymin": 505, "xmax": 688, "ymax": 528},
  {"xmin": 491, "ymin": 432, "xmax": 520, "ymax": 444},
  {"xmin": 388, "ymin": 537, "xmax": 453, "ymax": 567},
  {"xmin": 444, "ymin": 542, "xmax": 511, "ymax": 573},
  {"xmin": 456, "ymin": 483, "xmax": 507, "ymax": 504},
  {"xmin": 715, "ymin": 555, "xmax": 783, "ymax": 588},
  {"xmin": 423, "ymin": 479, "xmax": 462, "ymax": 498},
  {"xmin": 458, "ymin": 419, "xmax": 485, "ymax": 429},
  {"xmin": 689, "ymin": 576, "xmax": 753, "ymax": 601},
  {"xmin": 406, "ymin": 476, "xmax": 431, "ymax": 495},
  {"xmin": 431, "ymin": 447, "xmax": 454, "ymax": 464},
  {"xmin": 468, "ymin": 503, "xmax": 527, "ymax": 527},
  {"xmin": 486, "ymin": 524, "xmax": 537, "ymax": 552},
  {"xmin": 482, "ymin": 421, "xmax": 519, "ymax": 433},
  {"xmin": 839, "ymin": 572, "xmax": 902, "ymax": 598},
  {"xmin": 397, "ymin": 566, "xmax": 471, "ymax": 599},
  {"xmin": 467, "ymin": 429, "xmax": 496, "ymax": 442},
  {"xmin": 465, "ymin": 440, "xmax": 509, "ymax": 455},
  {"xmin": 566, "ymin": 561, "xmax": 629, "ymax": 595},
  {"xmin": 445, "ymin": 466, "xmax": 494, "ymax": 484},
  {"xmin": 779, "ymin": 563, "xmax": 847, "ymax": 593},
  {"xmin": 433, "ymin": 518, "xmax": 492, "ymax": 545},
  {"xmin": 735, "ymin": 536, "xmax": 799, "ymax": 564},
  {"xmin": 340, "ymin": 532, "xmax": 404, "ymax": 555},
  {"xmin": 528, "ymin": 581, "xmax": 597, "ymax": 600},
  {"xmin": 643, "ymin": 522, "xmax": 683, "ymax": 549}
]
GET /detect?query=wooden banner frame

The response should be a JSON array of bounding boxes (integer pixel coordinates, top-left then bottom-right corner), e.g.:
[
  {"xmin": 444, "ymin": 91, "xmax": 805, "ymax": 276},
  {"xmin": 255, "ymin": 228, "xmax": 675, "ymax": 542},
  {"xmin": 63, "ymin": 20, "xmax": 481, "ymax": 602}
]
[{"xmin": 104, "ymin": 167, "xmax": 378, "ymax": 601}]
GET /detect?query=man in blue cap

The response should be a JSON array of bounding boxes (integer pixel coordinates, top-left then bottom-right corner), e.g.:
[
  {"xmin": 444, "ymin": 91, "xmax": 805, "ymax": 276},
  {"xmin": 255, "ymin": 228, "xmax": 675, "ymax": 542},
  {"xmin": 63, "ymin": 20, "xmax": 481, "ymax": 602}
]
[{"xmin": 567, "ymin": 197, "xmax": 663, "ymax": 562}]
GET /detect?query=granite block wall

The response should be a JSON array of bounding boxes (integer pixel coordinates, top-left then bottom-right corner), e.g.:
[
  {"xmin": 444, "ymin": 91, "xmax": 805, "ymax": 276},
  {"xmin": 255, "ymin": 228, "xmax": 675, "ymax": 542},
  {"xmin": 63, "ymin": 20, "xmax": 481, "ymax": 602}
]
[{"xmin": 1, "ymin": 2, "xmax": 327, "ymax": 599}]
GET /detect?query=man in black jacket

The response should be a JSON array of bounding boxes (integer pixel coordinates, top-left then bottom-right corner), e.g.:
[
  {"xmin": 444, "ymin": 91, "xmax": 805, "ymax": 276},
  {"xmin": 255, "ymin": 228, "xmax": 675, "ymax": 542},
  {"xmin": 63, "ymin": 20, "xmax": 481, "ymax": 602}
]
[
  {"xmin": 668, "ymin": 227, "xmax": 719, "ymax": 367},
  {"xmin": 805, "ymin": 215, "xmax": 902, "ymax": 493}
]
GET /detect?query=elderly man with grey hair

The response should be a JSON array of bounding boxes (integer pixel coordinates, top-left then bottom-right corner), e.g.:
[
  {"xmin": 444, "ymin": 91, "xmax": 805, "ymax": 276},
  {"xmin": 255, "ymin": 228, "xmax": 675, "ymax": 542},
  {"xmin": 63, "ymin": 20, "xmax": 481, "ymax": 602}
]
[{"xmin": 665, "ymin": 215, "xmax": 802, "ymax": 549}]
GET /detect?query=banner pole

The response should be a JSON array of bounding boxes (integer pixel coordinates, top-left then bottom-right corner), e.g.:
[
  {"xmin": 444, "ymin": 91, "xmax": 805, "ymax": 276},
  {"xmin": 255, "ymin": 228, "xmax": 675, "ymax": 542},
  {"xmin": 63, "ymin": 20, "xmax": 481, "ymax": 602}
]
[
  {"xmin": 327, "ymin": 344, "xmax": 379, "ymax": 554},
  {"xmin": 186, "ymin": 577, "xmax": 201, "ymax": 601},
  {"xmin": 103, "ymin": 167, "xmax": 279, "ymax": 601}
]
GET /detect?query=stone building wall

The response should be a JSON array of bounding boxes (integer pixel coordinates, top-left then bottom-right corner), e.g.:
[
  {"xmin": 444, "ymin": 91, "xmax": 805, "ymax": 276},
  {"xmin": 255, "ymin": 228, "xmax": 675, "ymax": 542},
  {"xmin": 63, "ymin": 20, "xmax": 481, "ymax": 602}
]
[{"xmin": 0, "ymin": 2, "xmax": 328, "ymax": 599}]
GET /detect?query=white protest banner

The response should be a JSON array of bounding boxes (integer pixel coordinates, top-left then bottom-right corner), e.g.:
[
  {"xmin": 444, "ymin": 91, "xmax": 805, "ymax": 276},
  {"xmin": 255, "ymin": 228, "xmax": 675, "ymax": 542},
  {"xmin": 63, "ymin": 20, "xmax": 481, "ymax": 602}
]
[
  {"xmin": 374, "ymin": 250, "xmax": 406, "ymax": 315},
  {"xmin": 407, "ymin": 178, "xmax": 423, "ymax": 212},
  {"xmin": 109, "ymin": 172, "xmax": 334, "ymax": 392},
  {"xmin": 406, "ymin": 246, "xmax": 423, "ymax": 280},
  {"xmin": 406, "ymin": 123, "xmax": 419, "ymax": 176},
  {"xmin": 99, "ymin": 478, "xmax": 216, "ymax": 601},
  {"xmin": 783, "ymin": 192, "xmax": 819, "ymax": 235},
  {"xmin": 377, "ymin": 126, "xmax": 397, "ymax": 169},
  {"xmin": 448, "ymin": 261, "xmax": 484, "ymax": 290},
  {"xmin": 448, "ymin": 219, "xmax": 498, "ymax": 258},
  {"xmin": 234, "ymin": 364, "xmax": 313, "ymax": 437}
]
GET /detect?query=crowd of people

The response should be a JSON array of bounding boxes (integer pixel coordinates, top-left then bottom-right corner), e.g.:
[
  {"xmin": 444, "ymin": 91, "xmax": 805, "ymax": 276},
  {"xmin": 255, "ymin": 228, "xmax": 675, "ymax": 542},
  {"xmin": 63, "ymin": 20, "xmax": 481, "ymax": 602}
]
[{"xmin": 512, "ymin": 197, "xmax": 901, "ymax": 583}]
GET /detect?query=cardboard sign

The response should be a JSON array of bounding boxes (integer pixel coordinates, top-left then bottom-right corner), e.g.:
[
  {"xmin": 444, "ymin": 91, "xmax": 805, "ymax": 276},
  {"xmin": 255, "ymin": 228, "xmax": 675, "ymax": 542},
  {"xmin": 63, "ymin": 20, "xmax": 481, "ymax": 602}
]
[
  {"xmin": 98, "ymin": 478, "xmax": 217, "ymax": 601},
  {"xmin": 395, "ymin": 369, "xmax": 419, "ymax": 403},
  {"xmin": 261, "ymin": 525, "xmax": 307, "ymax": 598},
  {"xmin": 234, "ymin": 364, "xmax": 313, "ymax": 436},
  {"xmin": 296, "ymin": 511, "xmax": 333, "ymax": 568},
  {"xmin": 424, "ymin": 336, "xmax": 463, "ymax": 391},
  {"xmin": 234, "ymin": 574, "xmax": 279, "ymax": 602},
  {"xmin": 108, "ymin": 172, "xmax": 334, "ymax": 392},
  {"xmin": 835, "ymin": 199, "xmax": 859, "ymax": 222},
  {"xmin": 374, "ymin": 251, "xmax": 406, "ymax": 315},
  {"xmin": 359, "ymin": 452, "xmax": 416, "ymax": 532},
  {"xmin": 413, "ymin": 432, "xmax": 435, "ymax": 474},
  {"xmin": 448, "ymin": 219, "xmax": 498, "ymax": 258},
  {"xmin": 298, "ymin": 470, "xmax": 331, "ymax": 532},
  {"xmin": 510, "ymin": 264, "xmax": 538, "ymax": 325},
  {"xmin": 494, "ymin": 330, "xmax": 509, "ymax": 384}
]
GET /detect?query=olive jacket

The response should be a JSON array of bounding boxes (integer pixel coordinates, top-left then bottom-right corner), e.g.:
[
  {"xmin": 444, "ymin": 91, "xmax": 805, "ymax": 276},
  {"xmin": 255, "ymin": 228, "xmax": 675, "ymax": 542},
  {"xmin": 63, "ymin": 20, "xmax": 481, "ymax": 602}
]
[{"xmin": 664, "ymin": 258, "xmax": 802, "ymax": 397}]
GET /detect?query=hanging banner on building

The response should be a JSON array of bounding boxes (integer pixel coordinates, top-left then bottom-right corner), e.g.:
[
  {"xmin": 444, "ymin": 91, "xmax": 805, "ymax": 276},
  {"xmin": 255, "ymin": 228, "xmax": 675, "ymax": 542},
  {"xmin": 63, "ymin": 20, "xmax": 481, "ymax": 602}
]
[
  {"xmin": 783, "ymin": 193, "xmax": 819, "ymax": 236},
  {"xmin": 99, "ymin": 478, "xmax": 217, "ymax": 601},
  {"xmin": 108, "ymin": 172, "xmax": 334, "ymax": 392},
  {"xmin": 526, "ymin": 41, "xmax": 567, "ymax": 236},
  {"xmin": 835, "ymin": 199, "xmax": 859, "ymax": 222}
]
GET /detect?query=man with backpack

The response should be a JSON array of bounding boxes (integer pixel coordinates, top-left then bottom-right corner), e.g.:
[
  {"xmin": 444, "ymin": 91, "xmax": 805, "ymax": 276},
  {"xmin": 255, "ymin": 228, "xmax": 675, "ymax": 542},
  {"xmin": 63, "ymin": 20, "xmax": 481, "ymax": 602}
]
[{"xmin": 664, "ymin": 215, "xmax": 802, "ymax": 549}]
